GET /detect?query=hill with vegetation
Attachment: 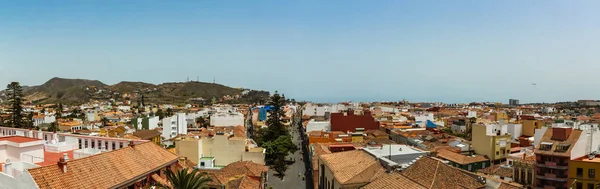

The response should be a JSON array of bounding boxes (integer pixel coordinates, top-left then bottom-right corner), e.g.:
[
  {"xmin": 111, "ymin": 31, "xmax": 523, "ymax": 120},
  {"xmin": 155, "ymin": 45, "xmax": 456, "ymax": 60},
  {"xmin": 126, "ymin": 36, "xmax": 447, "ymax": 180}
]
[{"xmin": 12, "ymin": 77, "xmax": 268, "ymax": 105}]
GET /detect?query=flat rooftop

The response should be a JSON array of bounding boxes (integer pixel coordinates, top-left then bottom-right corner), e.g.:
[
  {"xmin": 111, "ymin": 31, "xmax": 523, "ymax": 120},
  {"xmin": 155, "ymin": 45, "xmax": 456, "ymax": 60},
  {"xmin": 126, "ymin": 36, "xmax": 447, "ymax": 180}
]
[
  {"xmin": 363, "ymin": 144, "xmax": 427, "ymax": 157},
  {"xmin": 0, "ymin": 136, "xmax": 42, "ymax": 143}
]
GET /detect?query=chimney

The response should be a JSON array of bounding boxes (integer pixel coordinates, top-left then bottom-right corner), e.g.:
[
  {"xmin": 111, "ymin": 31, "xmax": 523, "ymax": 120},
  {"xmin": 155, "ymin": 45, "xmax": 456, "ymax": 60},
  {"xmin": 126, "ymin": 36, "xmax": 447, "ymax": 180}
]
[
  {"xmin": 551, "ymin": 128, "xmax": 572, "ymax": 141},
  {"xmin": 128, "ymin": 141, "xmax": 135, "ymax": 147},
  {"xmin": 57, "ymin": 153, "xmax": 69, "ymax": 173}
]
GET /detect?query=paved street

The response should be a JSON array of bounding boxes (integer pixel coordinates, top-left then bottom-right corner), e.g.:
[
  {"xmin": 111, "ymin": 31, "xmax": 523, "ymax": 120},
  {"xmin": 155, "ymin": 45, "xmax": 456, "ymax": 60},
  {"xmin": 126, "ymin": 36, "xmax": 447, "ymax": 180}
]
[{"xmin": 266, "ymin": 123, "xmax": 307, "ymax": 189}]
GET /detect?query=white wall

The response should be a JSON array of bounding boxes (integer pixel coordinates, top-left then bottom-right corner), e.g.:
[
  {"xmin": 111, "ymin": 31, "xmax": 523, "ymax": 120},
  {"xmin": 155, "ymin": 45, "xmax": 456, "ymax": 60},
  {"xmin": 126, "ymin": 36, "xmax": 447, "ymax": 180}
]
[
  {"xmin": 210, "ymin": 113, "xmax": 244, "ymax": 127},
  {"xmin": 162, "ymin": 113, "xmax": 187, "ymax": 139},
  {"xmin": 505, "ymin": 124, "xmax": 522, "ymax": 141},
  {"xmin": 148, "ymin": 116, "xmax": 159, "ymax": 130},
  {"xmin": 451, "ymin": 124, "xmax": 466, "ymax": 133},
  {"xmin": 306, "ymin": 120, "xmax": 331, "ymax": 133},
  {"xmin": 533, "ymin": 127, "xmax": 548, "ymax": 147}
]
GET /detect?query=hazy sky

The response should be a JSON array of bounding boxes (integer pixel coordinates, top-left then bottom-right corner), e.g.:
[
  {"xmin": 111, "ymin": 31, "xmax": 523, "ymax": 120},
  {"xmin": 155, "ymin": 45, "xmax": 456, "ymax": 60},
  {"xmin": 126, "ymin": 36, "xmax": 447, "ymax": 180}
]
[{"xmin": 1, "ymin": 1, "xmax": 599, "ymax": 103}]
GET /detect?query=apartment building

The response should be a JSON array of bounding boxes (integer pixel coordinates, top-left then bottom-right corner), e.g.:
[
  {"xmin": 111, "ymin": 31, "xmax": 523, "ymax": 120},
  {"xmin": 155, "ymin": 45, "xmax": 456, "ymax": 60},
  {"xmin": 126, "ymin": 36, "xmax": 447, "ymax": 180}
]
[
  {"xmin": 161, "ymin": 113, "xmax": 188, "ymax": 140},
  {"xmin": 534, "ymin": 125, "xmax": 600, "ymax": 189},
  {"xmin": 472, "ymin": 124, "xmax": 512, "ymax": 163},
  {"xmin": 569, "ymin": 154, "xmax": 600, "ymax": 189},
  {"xmin": 175, "ymin": 133, "xmax": 265, "ymax": 166},
  {"xmin": 210, "ymin": 112, "xmax": 244, "ymax": 127}
]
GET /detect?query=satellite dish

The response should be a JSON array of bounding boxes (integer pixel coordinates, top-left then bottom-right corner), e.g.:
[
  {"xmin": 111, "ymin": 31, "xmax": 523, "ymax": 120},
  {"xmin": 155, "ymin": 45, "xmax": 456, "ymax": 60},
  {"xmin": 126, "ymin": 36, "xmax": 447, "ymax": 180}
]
[{"xmin": 5, "ymin": 159, "xmax": 10, "ymax": 164}]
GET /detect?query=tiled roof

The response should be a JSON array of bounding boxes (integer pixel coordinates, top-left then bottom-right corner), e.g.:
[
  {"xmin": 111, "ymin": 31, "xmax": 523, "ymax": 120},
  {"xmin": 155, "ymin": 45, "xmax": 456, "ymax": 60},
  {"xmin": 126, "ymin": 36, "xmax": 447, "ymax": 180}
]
[
  {"xmin": 436, "ymin": 149, "xmax": 489, "ymax": 165},
  {"xmin": 200, "ymin": 161, "xmax": 267, "ymax": 189},
  {"xmin": 132, "ymin": 129, "xmax": 161, "ymax": 140},
  {"xmin": 319, "ymin": 150, "xmax": 385, "ymax": 185},
  {"xmin": 219, "ymin": 161, "xmax": 268, "ymax": 178},
  {"xmin": 535, "ymin": 128, "xmax": 582, "ymax": 157},
  {"xmin": 402, "ymin": 156, "xmax": 486, "ymax": 189},
  {"xmin": 477, "ymin": 164, "xmax": 513, "ymax": 178},
  {"xmin": 362, "ymin": 172, "xmax": 426, "ymax": 189},
  {"xmin": 226, "ymin": 175, "xmax": 261, "ymax": 189},
  {"xmin": 28, "ymin": 142, "xmax": 178, "ymax": 189}
]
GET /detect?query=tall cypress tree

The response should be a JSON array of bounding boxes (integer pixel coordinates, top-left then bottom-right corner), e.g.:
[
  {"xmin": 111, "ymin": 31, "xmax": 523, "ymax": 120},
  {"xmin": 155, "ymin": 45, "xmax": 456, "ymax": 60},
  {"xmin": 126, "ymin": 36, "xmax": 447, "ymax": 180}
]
[
  {"xmin": 266, "ymin": 92, "xmax": 287, "ymax": 139},
  {"xmin": 6, "ymin": 82, "xmax": 24, "ymax": 128}
]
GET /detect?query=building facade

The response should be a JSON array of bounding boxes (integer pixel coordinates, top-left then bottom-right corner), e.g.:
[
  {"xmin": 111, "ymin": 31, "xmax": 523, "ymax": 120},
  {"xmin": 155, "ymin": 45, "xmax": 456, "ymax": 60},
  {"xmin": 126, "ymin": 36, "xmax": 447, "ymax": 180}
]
[{"xmin": 472, "ymin": 124, "xmax": 512, "ymax": 163}]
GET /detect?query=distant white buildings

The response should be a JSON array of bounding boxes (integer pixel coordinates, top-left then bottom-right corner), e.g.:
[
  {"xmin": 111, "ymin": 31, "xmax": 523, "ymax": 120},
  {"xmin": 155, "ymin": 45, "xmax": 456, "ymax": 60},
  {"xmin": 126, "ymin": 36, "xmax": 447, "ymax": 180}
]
[
  {"xmin": 210, "ymin": 112, "xmax": 244, "ymax": 127},
  {"xmin": 414, "ymin": 113, "xmax": 434, "ymax": 127},
  {"xmin": 306, "ymin": 119, "xmax": 331, "ymax": 133},
  {"xmin": 162, "ymin": 113, "xmax": 188, "ymax": 139},
  {"xmin": 33, "ymin": 115, "xmax": 56, "ymax": 127}
]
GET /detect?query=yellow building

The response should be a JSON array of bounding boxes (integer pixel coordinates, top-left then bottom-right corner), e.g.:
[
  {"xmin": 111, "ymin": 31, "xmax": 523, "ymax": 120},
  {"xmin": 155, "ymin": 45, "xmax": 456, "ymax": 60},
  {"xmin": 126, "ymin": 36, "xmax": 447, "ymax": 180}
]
[
  {"xmin": 522, "ymin": 119, "xmax": 543, "ymax": 136},
  {"xmin": 132, "ymin": 130, "xmax": 162, "ymax": 145},
  {"xmin": 471, "ymin": 124, "xmax": 512, "ymax": 163},
  {"xmin": 175, "ymin": 134, "xmax": 265, "ymax": 166},
  {"xmin": 569, "ymin": 155, "xmax": 600, "ymax": 189},
  {"xmin": 494, "ymin": 112, "xmax": 508, "ymax": 121}
]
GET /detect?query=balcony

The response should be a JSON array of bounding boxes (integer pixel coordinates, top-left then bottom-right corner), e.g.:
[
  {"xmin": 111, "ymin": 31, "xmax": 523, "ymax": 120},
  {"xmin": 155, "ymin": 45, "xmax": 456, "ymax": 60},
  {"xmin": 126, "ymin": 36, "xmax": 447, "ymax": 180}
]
[
  {"xmin": 536, "ymin": 173, "xmax": 568, "ymax": 182},
  {"xmin": 536, "ymin": 162, "xmax": 568, "ymax": 170}
]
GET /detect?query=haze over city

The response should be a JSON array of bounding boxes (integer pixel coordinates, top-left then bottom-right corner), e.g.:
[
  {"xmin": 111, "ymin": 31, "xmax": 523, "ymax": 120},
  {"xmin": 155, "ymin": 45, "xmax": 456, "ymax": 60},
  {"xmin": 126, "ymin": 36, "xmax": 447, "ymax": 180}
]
[{"xmin": 1, "ymin": 1, "xmax": 599, "ymax": 103}]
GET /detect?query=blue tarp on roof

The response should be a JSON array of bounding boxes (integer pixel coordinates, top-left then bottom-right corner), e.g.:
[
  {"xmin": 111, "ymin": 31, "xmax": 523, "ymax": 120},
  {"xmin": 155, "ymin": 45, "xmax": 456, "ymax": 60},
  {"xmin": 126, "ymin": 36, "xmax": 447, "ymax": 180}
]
[{"xmin": 426, "ymin": 120, "xmax": 437, "ymax": 128}]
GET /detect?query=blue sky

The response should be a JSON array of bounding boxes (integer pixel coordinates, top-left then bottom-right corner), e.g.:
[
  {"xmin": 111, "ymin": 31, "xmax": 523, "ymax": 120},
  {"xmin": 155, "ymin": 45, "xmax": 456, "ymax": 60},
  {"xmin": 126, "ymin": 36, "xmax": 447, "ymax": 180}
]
[{"xmin": 1, "ymin": 1, "xmax": 599, "ymax": 103}]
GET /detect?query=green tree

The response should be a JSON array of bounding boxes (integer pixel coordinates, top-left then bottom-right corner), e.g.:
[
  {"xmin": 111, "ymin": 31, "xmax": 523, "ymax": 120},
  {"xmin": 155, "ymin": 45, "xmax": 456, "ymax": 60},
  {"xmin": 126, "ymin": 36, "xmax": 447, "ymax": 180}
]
[
  {"xmin": 56, "ymin": 103, "xmax": 64, "ymax": 118},
  {"xmin": 101, "ymin": 117, "xmax": 109, "ymax": 127},
  {"xmin": 159, "ymin": 168, "xmax": 212, "ymax": 189},
  {"xmin": 166, "ymin": 108, "xmax": 174, "ymax": 117},
  {"xmin": 6, "ymin": 82, "xmax": 24, "ymax": 128},
  {"xmin": 254, "ymin": 92, "xmax": 297, "ymax": 177},
  {"xmin": 262, "ymin": 135, "xmax": 298, "ymax": 165},
  {"xmin": 157, "ymin": 109, "xmax": 165, "ymax": 119},
  {"xmin": 48, "ymin": 121, "xmax": 60, "ymax": 132},
  {"xmin": 265, "ymin": 92, "xmax": 287, "ymax": 139}
]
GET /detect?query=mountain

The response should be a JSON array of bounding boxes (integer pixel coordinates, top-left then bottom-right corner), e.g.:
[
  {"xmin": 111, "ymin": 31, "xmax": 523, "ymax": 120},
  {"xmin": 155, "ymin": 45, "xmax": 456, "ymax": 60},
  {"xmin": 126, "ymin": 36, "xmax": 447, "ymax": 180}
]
[{"xmin": 17, "ymin": 77, "xmax": 267, "ymax": 105}]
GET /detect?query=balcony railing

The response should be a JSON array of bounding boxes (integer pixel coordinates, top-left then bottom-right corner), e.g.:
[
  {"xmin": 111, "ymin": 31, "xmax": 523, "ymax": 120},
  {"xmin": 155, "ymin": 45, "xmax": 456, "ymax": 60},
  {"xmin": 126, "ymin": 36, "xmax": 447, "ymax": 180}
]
[
  {"xmin": 536, "ymin": 173, "xmax": 568, "ymax": 182},
  {"xmin": 536, "ymin": 162, "xmax": 568, "ymax": 170}
]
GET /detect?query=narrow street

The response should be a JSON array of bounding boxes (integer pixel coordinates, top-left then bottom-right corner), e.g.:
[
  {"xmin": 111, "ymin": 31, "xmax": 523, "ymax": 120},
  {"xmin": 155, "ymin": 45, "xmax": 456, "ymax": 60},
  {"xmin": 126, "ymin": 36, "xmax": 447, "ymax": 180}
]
[{"xmin": 266, "ymin": 113, "xmax": 308, "ymax": 189}]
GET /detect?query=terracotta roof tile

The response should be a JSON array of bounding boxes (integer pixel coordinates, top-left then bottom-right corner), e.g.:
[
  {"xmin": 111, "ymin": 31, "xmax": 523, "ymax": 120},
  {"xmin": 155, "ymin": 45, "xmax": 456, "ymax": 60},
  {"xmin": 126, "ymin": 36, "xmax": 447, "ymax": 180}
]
[
  {"xmin": 362, "ymin": 172, "xmax": 426, "ymax": 189},
  {"xmin": 132, "ymin": 129, "xmax": 161, "ymax": 140},
  {"xmin": 28, "ymin": 142, "xmax": 178, "ymax": 189},
  {"xmin": 319, "ymin": 150, "xmax": 385, "ymax": 185},
  {"xmin": 477, "ymin": 164, "xmax": 513, "ymax": 178},
  {"xmin": 436, "ymin": 149, "xmax": 489, "ymax": 165},
  {"xmin": 402, "ymin": 157, "xmax": 486, "ymax": 189}
]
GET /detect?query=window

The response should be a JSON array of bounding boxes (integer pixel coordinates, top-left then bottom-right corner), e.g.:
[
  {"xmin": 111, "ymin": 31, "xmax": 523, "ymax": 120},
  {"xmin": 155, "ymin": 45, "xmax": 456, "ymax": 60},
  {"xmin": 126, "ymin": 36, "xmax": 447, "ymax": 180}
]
[
  {"xmin": 112, "ymin": 142, "xmax": 116, "ymax": 150},
  {"xmin": 576, "ymin": 182, "xmax": 582, "ymax": 189},
  {"xmin": 200, "ymin": 162, "xmax": 205, "ymax": 167},
  {"xmin": 555, "ymin": 143, "xmax": 571, "ymax": 152},
  {"xmin": 91, "ymin": 141, "xmax": 95, "ymax": 148},
  {"xmin": 539, "ymin": 142, "xmax": 553, "ymax": 151},
  {"xmin": 589, "ymin": 169, "xmax": 596, "ymax": 179},
  {"xmin": 482, "ymin": 162, "xmax": 486, "ymax": 168},
  {"xmin": 577, "ymin": 168, "xmax": 584, "ymax": 178},
  {"xmin": 496, "ymin": 151, "xmax": 499, "ymax": 155},
  {"xmin": 119, "ymin": 142, "xmax": 123, "ymax": 148},
  {"xmin": 78, "ymin": 139, "xmax": 82, "ymax": 149},
  {"xmin": 468, "ymin": 165, "xmax": 472, "ymax": 171},
  {"xmin": 84, "ymin": 140, "xmax": 88, "ymax": 148},
  {"xmin": 588, "ymin": 183, "xmax": 594, "ymax": 189}
]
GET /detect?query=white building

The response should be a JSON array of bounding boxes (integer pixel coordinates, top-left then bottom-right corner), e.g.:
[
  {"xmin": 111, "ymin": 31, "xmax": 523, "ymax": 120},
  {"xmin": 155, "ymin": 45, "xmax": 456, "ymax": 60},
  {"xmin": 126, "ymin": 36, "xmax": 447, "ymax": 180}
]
[
  {"xmin": 162, "ymin": 113, "xmax": 188, "ymax": 139},
  {"xmin": 33, "ymin": 115, "xmax": 56, "ymax": 127},
  {"xmin": 0, "ymin": 136, "xmax": 45, "ymax": 164},
  {"xmin": 467, "ymin": 111, "xmax": 477, "ymax": 118},
  {"xmin": 504, "ymin": 123, "xmax": 523, "ymax": 142},
  {"xmin": 414, "ymin": 113, "xmax": 434, "ymax": 127},
  {"xmin": 362, "ymin": 144, "xmax": 428, "ymax": 170},
  {"xmin": 0, "ymin": 161, "xmax": 39, "ymax": 189},
  {"xmin": 451, "ymin": 124, "xmax": 466, "ymax": 134},
  {"xmin": 303, "ymin": 103, "xmax": 330, "ymax": 117},
  {"xmin": 305, "ymin": 119, "xmax": 331, "ymax": 133},
  {"xmin": 117, "ymin": 106, "xmax": 131, "ymax": 112},
  {"xmin": 210, "ymin": 112, "xmax": 244, "ymax": 127}
]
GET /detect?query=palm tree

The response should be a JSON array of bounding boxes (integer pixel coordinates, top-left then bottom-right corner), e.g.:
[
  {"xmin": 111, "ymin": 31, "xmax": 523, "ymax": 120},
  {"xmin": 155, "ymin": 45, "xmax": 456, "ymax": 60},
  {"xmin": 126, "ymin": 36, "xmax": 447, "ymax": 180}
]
[{"xmin": 159, "ymin": 168, "xmax": 212, "ymax": 189}]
